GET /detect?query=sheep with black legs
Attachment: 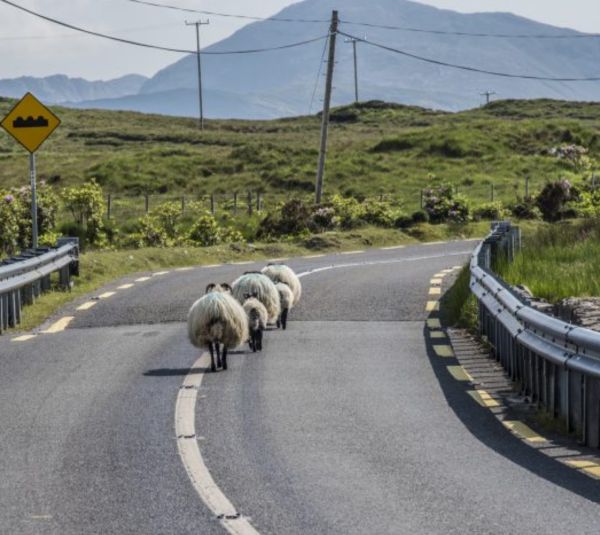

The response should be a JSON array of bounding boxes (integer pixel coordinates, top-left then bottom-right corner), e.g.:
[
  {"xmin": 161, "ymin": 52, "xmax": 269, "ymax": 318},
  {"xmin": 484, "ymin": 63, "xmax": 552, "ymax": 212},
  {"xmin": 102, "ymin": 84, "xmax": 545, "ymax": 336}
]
[
  {"xmin": 275, "ymin": 282, "xmax": 294, "ymax": 330},
  {"xmin": 232, "ymin": 272, "xmax": 281, "ymax": 324},
  {"xmin": 187, "ymin": 283, "xmax": 248, "ymax": 372},
  {"xmin": 262, "ymin": 264, "xmax": 302, "ymax": 329},
  {"xmin": 261, "ymin": 264, "xmax": 302, "ymax": 305},
  {"xmin": 242, "ymin": 294, "xmax": 268, "ymax": 352}
]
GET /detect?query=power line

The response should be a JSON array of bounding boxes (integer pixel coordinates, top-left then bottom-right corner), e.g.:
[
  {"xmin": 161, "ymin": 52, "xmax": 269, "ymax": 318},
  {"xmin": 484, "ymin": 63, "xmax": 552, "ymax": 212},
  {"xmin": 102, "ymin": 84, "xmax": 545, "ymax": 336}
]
[
  {"xmin": 308, "ymin": 34, "xmax": 330, "ymax": 114},
  {"xmin": 127, "ymin": 0, "xmax": 600, "ymax": 40},
  {"xmin": 127, "ymin": 0, "xmax": 329, "ymax": 24},
  {"xmin": 341, "ymin": 19, "xmax": 600, "ymax": 39},
  {"xmin": 0, "ymin": 0, "xmax": 328, "ymax": 55},
  {"xmin": 338, "ymin": 31, "xmax": 600, "ymax": 82}
]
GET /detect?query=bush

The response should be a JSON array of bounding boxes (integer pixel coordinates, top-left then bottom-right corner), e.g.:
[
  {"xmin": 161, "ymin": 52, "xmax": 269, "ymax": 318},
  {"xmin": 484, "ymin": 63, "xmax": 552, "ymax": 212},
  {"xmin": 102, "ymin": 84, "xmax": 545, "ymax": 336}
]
[
  {"xmin": 0, "ymin": 194, "xmax": 20, "ymax": 256},
  {"xmin": 423, "ymin": 185, "xmax": 470, "ymax": 223},
  {"xmin": 328, "ymin": 195, "xmax": 365, "ymax": 229},
  {"xmin": 411, "ymin": 210, "xmax": 429, "ymax": 224},
  {"xmin": 189, "ymin": 214, "xmax": 222, "ymax": 246},
  {"xmin": 311, "ymin": 206, "xmax": 338, "ymax": 231},
  {"xmin": 535, "ymin": 179, "xmax": 579, "ymax": 222},
  {"xmin": 62, "ymin": 179, "xmax": 106, "ymax": 245},
  {"xmin": 394, "ymin": 213, "xmax": 413, "ymax": 229},
  {"xmin": 509, "ymin": 196, "xmax": 542, "ymax": 220},
  {"xmin": 571, "ymin": 190, "xmax": 600, "ymax": 218},
  {"xmin": 258, "ymin": 199, "xmax": 313, "ymax": 238},
  {"xmin": 472, "ymin": 201, "xmax": 507, "ymax": 221},
  {"xmin": 361, "ymin": 200, "xmax": 396, "ymax": 228}
]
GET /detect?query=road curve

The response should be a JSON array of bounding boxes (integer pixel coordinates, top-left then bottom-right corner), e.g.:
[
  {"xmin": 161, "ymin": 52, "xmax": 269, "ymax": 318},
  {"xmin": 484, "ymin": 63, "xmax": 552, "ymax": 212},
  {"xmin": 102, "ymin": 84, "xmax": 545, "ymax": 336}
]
[{"xmin": 0, "ymin": 241, "xmax": 598, "ymax": 534}]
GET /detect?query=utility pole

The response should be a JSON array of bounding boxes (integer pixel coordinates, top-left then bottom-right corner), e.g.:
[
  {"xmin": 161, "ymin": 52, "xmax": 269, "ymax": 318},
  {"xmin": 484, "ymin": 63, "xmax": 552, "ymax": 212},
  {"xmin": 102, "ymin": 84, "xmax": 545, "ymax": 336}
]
[
  {"xmin": 480, "ymin": 90, "xmax": 496, "ymax": 106},
  {"xmin": 344, "ymin": 37, "xmax": 361, "ymax": 103},
  {"xmin": 186, "ymin": 19, "xmax": 210, "ymax": 130},
  {"xmin": 315, "ymin": 10, "xmax": 339, "ymax": 205}
]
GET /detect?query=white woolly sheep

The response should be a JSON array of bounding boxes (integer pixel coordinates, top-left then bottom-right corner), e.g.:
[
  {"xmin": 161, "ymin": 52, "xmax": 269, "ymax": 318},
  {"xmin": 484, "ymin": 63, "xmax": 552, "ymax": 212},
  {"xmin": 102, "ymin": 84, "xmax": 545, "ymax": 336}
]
[
  {"xmin": 187, "ymin": 283, "xmax": 249, "ymax": 372},
  {"xmin": 261, "ymin": 264, "xmax": 302, "ymax": 306},
  {"xmin": 275, "ymin": 282, "xmax": 294, "ymax": 330},
  {"xmin": 232, "ymin": 272, "xmax": 281, "ymax": 323},
  {"xmin": 242, "ymin": 296, "xmax": 268, "ymax": 352}
]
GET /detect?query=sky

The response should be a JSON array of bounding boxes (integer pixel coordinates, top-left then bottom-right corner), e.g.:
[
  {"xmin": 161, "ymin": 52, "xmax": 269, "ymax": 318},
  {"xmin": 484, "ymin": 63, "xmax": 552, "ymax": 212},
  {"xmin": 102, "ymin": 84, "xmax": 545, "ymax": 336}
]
[{"xmin": 0, "ymin": 0, "xmax": 599, "ymax": 80}]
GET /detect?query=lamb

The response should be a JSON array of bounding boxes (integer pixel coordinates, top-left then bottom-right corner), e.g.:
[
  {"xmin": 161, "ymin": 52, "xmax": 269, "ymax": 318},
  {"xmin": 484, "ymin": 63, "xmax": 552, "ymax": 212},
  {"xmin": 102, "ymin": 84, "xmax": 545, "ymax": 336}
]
[
  {"xmin": 242, "ymin": 294, "xmax": 268, "ymax": 352},
  {"xmin": 261, "ymin": 264, "xmax": 302, "ymax": 306},
  {"xmin": 275, "ymin": 282, "xmax": 294, "ymax": 330},
  {"xmin": 232, "ymin": 272, "xmax": 281, "ymax": 323},
  {"xmin": 187, "ymin": 283, "xmax": 249, "ymax": 372}
]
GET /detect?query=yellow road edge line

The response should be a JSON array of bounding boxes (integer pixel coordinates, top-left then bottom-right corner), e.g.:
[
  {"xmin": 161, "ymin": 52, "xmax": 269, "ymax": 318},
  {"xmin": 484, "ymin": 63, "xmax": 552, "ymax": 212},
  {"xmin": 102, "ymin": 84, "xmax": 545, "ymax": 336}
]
[
  {"xmin": 447, "ymin": 365, "xmax": 473, "ymax": 382},
  {"xmin": 583, "ymin": 466, "xmax": 600, "ymax": 477},
  {"xmin": 427, "ymin": 318, "xmax": 442, "ymax": 329},
  {"xmin": 468, "ymin": 389, "xmax": 501, "ymax": 408},
  {"xmin": 433, "ymin": 272, "xmax": 445, "ymax": 278},
  {"xmin": 12, "ymin": 334, "xmax": 37, "ymax": 342},
  {"xmin": 429, "ymin": 287, "xmax": 442, "ymax": 296},
  {"xmin": 42, "ymin": 316, "xmax": 74, "ymax": 334},
  {"xmin": 76, "ymin": 301, "xmax": 97, "ymax": 311},
  {"xmin": 429, "ymin": 331, "xmax": 446, "ymax": 339},
  {"xmin": 502, "ymin": 420, "xmax": 547, "ymax": 443},
  {"xmin": 565, "ymin": 459, "xmax": 599, "ymax": 469},
  {"xmin": 430, "ymin": 278, "xmax": 443, "ymax": 286},
  {"xmin": 176, "ymin": 353, "xmax": 260, "ymax": 534},
  {"xmin": 426, "ymin": 301, "xmax": 440, "ymax": 312},
  {"xmin": 433, "ymin": 344, "xmax": 455, "ymax": 358}
]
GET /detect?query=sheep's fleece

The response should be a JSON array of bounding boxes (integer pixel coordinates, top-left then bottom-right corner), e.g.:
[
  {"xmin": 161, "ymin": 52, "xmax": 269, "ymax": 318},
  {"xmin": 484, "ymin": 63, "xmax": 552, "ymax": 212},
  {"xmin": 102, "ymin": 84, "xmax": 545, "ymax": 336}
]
[
  {"xmin": 232, "ymin": 273, "xmax": 281, "ymax": 322},
  {"xmin": 261, "ymin": 264, "xmax": 302, "ymax": 305}
]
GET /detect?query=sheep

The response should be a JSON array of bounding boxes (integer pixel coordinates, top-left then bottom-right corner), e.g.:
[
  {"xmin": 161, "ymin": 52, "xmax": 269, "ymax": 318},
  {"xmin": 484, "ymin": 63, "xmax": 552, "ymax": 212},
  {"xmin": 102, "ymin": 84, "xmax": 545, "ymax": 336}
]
[
  {"xmin": 232, "ymin": 272, "xmax": 281, "ymax": 323},
  {"xmin": 261, "ymin": 264, "xmax": 302, "ymax": 306},
  {"xmin": 275, "ymin": 282, "xmax": 294, "ymax": 330},
  {"xmin": 187, "ymin": 283, "xmax": 249, "ymax": 372},
  {"xmin": 242, "ymin": 294, "xmax": 268, "ymax": 352}
]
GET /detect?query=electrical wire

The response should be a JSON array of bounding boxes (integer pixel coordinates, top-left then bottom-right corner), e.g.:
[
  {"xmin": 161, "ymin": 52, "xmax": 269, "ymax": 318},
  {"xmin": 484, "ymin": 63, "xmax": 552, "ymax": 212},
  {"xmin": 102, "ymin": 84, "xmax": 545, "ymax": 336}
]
[
  {"xmin": 338, "ymin": 31, "xmax": 600, "ymax": 82},
  {"xmin": 127, "ymin": 0, "xmax": 329, "ymax": 24},
  {"xmin": 308, "ymin": 33, "xmax": 330, "ymax": 114},
  {"xmin": 340, "ymin": 19, "xmax": 600, "ymax": 39},
  {"xmin": 0, "ymin": 0, "xmax": 328, "ymax": 55},
  {"xmin": 126, "ymin": 0, "xmax": 600, "ymax": 39}
]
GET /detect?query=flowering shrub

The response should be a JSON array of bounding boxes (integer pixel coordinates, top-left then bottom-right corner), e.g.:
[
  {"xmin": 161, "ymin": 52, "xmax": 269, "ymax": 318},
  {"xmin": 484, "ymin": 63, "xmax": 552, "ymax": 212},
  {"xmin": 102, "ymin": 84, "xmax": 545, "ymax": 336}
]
[
  {"xmin": 423, "ymin": 185, "xmax": 470, "ymax": 223},
  {"xmin": 472, "ymin": 201, "xmax": 508, "ymax": 221},
  {"xmin": 62, "ymin": 179, "xmax": 105, "ymax": 245},
  {"xmin": 509, "ymin": 196, "xmax": 542, "ymax": 220},
  {"xmin": 328, "ymin": 195, "xmax": 365, "ymax": 229},
  {"xmin": 548, "ymin": 144, "xmax": 592, "ymax": 172},
  {"xmin": 311, "ymin": 206, "xmax": 338, "ymax": 231},
  {"xmin": 535, "ymin": 179, "xmax": 579, "ymax": 222},
  {"xmin": 189, "ymin": 214, "xmax": 222, "ymax": 246},
  {"xmin": 0, "ymin": 193, "xmax": 20, "ymax": 256}
]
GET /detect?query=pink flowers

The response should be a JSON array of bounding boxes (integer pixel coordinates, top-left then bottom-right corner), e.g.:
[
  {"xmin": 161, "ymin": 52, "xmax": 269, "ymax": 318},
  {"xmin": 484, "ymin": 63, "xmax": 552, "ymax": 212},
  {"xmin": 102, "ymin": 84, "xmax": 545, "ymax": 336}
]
[{"xmin": 3, "ymin": 194, "xmax": 14, "ymax": 204}]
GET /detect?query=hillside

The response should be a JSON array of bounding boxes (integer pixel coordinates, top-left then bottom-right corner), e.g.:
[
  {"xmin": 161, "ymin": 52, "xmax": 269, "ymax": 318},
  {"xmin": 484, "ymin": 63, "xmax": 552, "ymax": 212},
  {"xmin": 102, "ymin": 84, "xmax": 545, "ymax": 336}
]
[
  {"xmin": 0, "ymin": 74, "xmax": 148, "ymax": 104},
  {"xmin": 1, "ymin": 97, "xmax": 599, "ymax": 211},
  {"xmin": 64, "ymin": 0, "xmax": 600, "ymax": 118}
]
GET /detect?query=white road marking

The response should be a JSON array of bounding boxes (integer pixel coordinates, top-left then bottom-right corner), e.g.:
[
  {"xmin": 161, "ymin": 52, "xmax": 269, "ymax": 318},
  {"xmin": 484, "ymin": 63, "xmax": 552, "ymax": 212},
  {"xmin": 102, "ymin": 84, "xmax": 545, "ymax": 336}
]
[
  {"xmin": 176, "ymin": 267, "xmax": 194, "ymax": 272},
  {"xmin": 340, "ymin": 250, "xmax": 365, "ymax": 255},
  {"xmin": 98, "ymin": 292, "xmax": 116, "ymax": 299},
  {"xmin": 303, "ymin": 254, "xmax": 325, "ymax": 259},
  {"xmin": 176, "ymin": 354, "xmax": 260, "ymax": 535},
  {"xmin": 380, "ymin": 245, "xmax": 405, "ymax": 250},
  {"xmin": 117, "ymin": 283, "xmax": 135, "ymax": 290},
  {"xmin": 154, "ymin": 271, "xmax": 170, "ymax": 276},
  {"xmin": 202, "ymin": 264, "xmax": 223, "ymax": 269},
  {"xmin": 135, "ymin": 276, "xmax": 151, "ymax": 282},
  {"xmin": 230, "ymin": 261, "xmax": 254, "ymax": 266}
]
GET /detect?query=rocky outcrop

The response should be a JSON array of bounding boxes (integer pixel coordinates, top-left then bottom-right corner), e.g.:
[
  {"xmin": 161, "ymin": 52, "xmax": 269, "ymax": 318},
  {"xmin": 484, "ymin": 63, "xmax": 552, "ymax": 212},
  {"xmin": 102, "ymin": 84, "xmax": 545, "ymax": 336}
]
[{"xmin": 555, "ymin": 298, "xmax": 600, "ymax": 332}]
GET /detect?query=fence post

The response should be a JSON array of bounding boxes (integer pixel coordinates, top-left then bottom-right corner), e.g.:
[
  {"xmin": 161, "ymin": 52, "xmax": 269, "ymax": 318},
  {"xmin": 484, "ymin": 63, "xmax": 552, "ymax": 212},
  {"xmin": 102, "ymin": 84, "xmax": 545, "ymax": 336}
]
[
  {"xmin": 145, "ymin": 194, "xmax": 149, "ymax": 214},
  {"xmin": 420, "ymin": 189, "xmax": 424, "ymax": 209},
  {"xmin": 210, "ymin": 194, "xmax": 215, "ymax": 215},
  {"xmin": 107, "ymin": 193, "xmax": 112, "ymax": 220},
  {"xmin": 247, "ymin": 191, "xmax": 253, "ymax": 216}
]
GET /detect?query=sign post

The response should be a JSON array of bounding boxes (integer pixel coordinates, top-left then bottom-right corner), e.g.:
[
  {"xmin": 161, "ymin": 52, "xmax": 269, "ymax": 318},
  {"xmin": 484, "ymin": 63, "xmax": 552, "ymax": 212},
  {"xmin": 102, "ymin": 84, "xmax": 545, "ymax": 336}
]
[{"xmin": 0, "ymin": 92, "xmax": 60, "ymax": 248}]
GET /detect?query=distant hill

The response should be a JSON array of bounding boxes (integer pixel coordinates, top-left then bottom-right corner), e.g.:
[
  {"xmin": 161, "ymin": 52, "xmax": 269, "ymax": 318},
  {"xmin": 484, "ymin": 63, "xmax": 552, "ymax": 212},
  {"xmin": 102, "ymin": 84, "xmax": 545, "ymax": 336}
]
[
  {"xmin": 3, "ymin": 0, "xmax": 600, "ymax": 119},
  {"xmin": 0, "ymin": 74, "xmax": 148, "ymax": 104}
]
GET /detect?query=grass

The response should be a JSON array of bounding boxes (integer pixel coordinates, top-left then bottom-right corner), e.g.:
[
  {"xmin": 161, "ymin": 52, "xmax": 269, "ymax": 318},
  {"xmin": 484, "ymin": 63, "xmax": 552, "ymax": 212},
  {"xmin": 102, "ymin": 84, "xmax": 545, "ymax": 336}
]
[
  {"xmin": 2, "ymin": 97, "xmax": 599, "ymax": 215},
  {"xmin": 499, "ymin": 218, "xmax": 600, "ymax": 303},
  {"xmin": 13, "ymin": 223, "xmax": 489, "ymax": 332}
]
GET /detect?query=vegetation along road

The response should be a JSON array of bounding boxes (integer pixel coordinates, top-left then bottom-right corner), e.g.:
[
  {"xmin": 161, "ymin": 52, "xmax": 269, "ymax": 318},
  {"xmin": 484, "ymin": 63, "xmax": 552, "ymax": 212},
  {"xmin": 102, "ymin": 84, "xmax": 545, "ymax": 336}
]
[{"xmin": 1, "ymin": 241, "xmax": 598, "ymax": 534}]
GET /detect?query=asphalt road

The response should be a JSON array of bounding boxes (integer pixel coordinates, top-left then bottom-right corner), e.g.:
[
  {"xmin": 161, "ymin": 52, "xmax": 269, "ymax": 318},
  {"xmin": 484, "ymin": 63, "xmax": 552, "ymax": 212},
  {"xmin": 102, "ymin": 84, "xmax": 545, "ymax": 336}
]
[{"xmin": 1, "ymin": 241, "xmax": 599, "ymax": 534}]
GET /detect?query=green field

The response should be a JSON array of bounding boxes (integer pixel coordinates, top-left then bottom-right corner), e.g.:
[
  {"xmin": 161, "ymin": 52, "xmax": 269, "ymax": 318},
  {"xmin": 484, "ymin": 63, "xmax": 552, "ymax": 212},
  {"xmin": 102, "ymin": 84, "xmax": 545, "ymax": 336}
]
[{"xmin": 2, "ymin": 97, "xmax": 599, "ymax": 216}]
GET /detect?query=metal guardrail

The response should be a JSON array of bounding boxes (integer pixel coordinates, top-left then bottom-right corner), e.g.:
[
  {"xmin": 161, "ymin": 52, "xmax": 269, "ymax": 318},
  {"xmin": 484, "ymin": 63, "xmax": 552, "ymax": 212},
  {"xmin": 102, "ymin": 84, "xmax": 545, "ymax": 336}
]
[
  {"xmin": 0, "ymin": 238, "xmax": 79, "ymax": 334},
  {"xmin": 471, "ymin": 222, "xmax": 600, "ymax": 448}
]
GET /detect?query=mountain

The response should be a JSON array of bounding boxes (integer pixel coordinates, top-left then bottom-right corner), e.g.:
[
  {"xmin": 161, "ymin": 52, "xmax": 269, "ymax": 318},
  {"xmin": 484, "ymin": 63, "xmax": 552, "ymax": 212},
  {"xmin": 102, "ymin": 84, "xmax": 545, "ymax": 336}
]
[
  {"xmin": 0, "ymin": 74, "xmax": 148, "ymax": 104},
  {"xmin": 23, "ymin": 0, "xmax": 600, "ymax": 118}
]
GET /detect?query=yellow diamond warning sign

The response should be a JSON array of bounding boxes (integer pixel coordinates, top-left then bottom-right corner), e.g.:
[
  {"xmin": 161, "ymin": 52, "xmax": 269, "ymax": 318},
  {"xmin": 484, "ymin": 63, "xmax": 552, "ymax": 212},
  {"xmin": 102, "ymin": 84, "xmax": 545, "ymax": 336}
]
[{"xmin": 1, "ymin": 92, "xmax": 60, "ymax": 153}]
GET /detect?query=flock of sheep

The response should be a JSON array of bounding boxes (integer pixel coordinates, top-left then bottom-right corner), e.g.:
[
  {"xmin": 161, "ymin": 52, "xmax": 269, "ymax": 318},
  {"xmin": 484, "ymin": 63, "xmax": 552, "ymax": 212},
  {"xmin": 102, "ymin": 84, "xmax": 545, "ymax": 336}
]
[{"xmin": 187, "ymin": 263, "xmax": 302, "ymax": 372}]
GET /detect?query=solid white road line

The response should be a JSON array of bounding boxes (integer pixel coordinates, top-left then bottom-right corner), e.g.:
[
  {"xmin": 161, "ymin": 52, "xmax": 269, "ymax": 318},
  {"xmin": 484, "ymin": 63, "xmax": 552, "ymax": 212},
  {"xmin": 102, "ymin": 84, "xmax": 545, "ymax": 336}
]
[{"xmin": 176, "ymin": 354, "xmax": 260, "ymax": 535}]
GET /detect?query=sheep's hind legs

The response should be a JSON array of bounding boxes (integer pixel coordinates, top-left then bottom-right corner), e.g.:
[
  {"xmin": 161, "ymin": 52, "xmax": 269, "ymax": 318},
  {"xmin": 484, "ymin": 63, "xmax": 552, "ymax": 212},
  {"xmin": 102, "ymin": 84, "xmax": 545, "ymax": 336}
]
[
  {"xmin": 281, "ymin": 308, "xmax": 289, "ymax": 330},
  {"xmin": 215, "ymin": 343, "xmax": 223, "ymax": 369},
  {"xmin": 256, "ymin": 330, "xmax": 263, "ymax": 351},
  {"xmin": 222, "ymin": 347, "xmax": 228, "ymax": 370},
  {"xmin": 208, "ymin": 343, "xmax": 217, "ymax": 372}
]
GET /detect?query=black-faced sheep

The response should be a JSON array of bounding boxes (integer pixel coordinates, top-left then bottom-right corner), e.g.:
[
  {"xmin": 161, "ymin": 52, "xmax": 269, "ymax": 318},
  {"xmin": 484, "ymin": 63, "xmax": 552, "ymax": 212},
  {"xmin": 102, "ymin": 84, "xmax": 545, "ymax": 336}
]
[
  {"xmin": 232, "ymin": 272, "xmax": 281, "ymax": 324},
  {"xmin": 242, "ymin": 295, "xmax": 268, "ymax": 352},
  {"xmin": 187, "ymin": 283, "xmax": 249, "ymax": 372},
  {"xmin": 275, "ymin": 282, "xmax": 294, "ymax": 330}
]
